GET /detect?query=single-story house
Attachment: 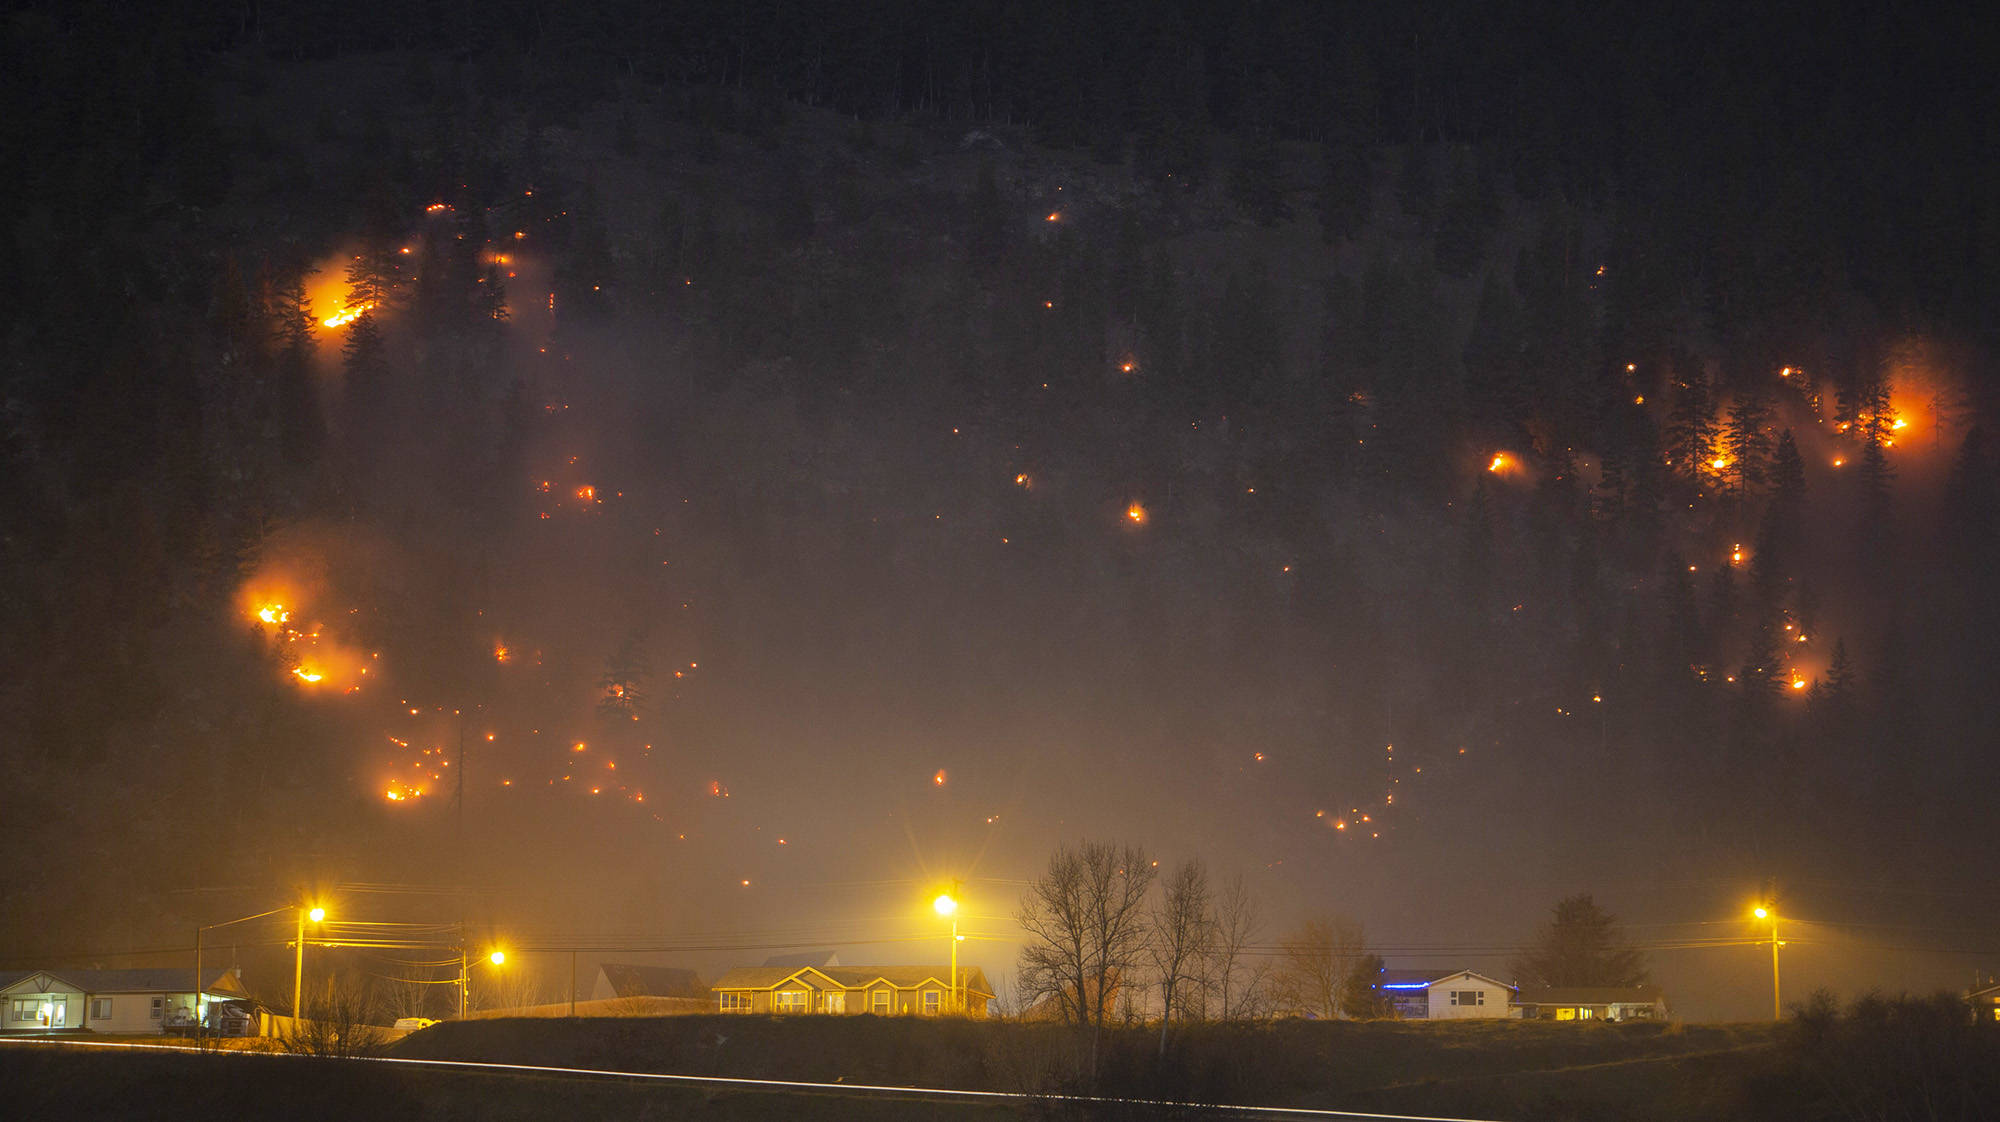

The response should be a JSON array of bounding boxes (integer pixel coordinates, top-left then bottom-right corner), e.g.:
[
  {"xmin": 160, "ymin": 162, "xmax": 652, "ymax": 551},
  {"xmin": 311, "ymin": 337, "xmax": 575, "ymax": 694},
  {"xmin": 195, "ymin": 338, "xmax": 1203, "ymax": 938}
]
[
  {"xmin": 1969, "ymin": 980, "xmax": 2000, "ymax": 1023},
  {"xmin": 711, "ymin": 964, "xmax": 994, "ymax": 1017},
  {"xmin": 1, "ymin": 968, "xmax": 250, "ymax": 1034},
  {"xmin": 1514, "ymin": 984, "xmax": 1667, "ymax": 1022},
  {"xmin": 592, "ymin": 963, "xmax": 707, "ymax": 1002},
  {"xmin": 1376, "ymin": 969, "xmax": 1517, "ymax": 1020}
]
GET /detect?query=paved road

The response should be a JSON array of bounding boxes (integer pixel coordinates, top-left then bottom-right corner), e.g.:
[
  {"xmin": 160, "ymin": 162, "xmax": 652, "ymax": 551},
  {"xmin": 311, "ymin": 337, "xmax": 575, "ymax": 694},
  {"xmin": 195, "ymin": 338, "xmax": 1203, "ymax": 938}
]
[{"xmin": 0, "ymin": 1037, "xmax": 1503, "ymax": 1121}]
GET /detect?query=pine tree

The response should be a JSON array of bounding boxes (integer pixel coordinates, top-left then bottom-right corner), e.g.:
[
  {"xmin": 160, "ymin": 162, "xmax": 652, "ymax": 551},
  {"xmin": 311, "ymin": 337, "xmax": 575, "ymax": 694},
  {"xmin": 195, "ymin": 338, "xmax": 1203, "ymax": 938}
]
[
  {"xmin": 272, "ymin": 273, "xmax": 323, "ymax": 473},
  {"xmin": 1722, "ymin": 388, "xmax": 1775, "ymax": 495},
  {"xmin": 1512, "ymin": 894, "xmax": 1648, "ymax": 988},
  {"xmin": 1664, "ymin": 374, "xmax": 1720, "ymax": 488}
]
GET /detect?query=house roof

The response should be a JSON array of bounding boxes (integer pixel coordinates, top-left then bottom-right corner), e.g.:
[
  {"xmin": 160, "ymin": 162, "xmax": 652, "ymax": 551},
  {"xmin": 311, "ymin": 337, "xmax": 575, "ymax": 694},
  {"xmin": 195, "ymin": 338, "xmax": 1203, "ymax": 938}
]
[
  {"xmin": 1427, "ymin": 970, "xmax": 1516, "ymax": 991},
  {"xmin": 712, "ymin": 964, "xmax": 994, "ymax": 998},
  {"xmin": 0, "ymin": 969, "xmax": 248, "ymax": 997},
  {"xmin": 1515, "ymin": 984, "xmax": 1665, "ymax": 1005},
  {"xmin": 597, "ymin": 963, "xmax": 706, "ymax": 999},
  {"xmin": 1377, "ymin": 969, "xmax": 1453, "ymax": 990},
  {"xmin": 759, "ymin": 950, "xmax": 841, "ymax": 969}
]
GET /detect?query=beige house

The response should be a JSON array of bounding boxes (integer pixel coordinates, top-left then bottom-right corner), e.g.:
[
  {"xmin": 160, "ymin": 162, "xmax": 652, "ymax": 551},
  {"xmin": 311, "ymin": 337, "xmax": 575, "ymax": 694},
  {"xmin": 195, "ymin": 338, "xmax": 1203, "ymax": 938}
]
[
  {"xmin": 1514, "ymin": 984, "xmax": 1667, "ymax": 1021},
  {"xmin": 711, "ymin": 964, "xmax": 994, "ymax": 1017},
  {"xmin": 0, "ymin": 968, "xmax": 249, "ymax": 1034},
  {"xmin": 1419, "ymin": 970, "xmax": 1517, "ymax": 1020}
]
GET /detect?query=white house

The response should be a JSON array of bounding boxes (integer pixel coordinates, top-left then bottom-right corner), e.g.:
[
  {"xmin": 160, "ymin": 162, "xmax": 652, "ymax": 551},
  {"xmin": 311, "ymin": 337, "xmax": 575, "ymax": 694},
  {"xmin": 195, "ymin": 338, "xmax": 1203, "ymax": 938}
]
[
  {"xmin": 0, "ymin": 968, "xmax": 249, "ymax": 1034},
  {"xmin": 1421, "ymin": 970, "xmax": 1517, "ymax": 1020},
  {"xmin": 1514, "ymin": 984, "xmax": 1668, "ymax": 1022}
]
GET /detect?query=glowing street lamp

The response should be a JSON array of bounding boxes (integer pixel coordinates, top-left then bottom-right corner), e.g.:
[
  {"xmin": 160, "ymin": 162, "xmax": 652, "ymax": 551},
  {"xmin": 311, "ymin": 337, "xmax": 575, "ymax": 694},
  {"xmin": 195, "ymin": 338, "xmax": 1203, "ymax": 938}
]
[
  {"xmin": 934, "ymin": 884, "xmax": 963, "ymax": 1015},
  {"xmin": 460, "ymin": 936, "xmax": 507, "ymax": 1018},
  {"xmin": 1754, "ymin": 905, "xmax": 1782, "ymax": 1022},
  {"xmin": 295, "ymin": 905, "xmax": 326, "ymax": 1023}
]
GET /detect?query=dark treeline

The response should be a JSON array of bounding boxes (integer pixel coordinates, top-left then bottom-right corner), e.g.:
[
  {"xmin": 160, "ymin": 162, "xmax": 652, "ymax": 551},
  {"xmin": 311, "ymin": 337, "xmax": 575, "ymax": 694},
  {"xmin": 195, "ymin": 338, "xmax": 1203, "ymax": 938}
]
[{"xmin": 2, "ymin": 2, "xmax": 1997, "ymax": 965}]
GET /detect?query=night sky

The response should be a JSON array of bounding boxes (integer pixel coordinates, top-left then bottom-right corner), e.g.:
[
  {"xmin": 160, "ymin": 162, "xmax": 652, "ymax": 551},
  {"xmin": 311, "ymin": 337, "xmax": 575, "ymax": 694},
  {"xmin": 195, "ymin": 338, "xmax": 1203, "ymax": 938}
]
[{"xmin": 3, "ymin": 1, "xmax": 1997, "ymax": 1022}]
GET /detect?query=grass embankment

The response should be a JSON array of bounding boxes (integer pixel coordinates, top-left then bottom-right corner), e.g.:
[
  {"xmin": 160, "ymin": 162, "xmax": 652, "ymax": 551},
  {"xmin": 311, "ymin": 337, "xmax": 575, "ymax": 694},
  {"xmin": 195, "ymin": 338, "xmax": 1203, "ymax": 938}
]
[
  {"xmin": 393, "ymin": 1014, "xmax": 1780, "ymax": 1116},
  {"xmin": 0, "ymin": 1042, "xmax": 1019, "ymax": 1122}
]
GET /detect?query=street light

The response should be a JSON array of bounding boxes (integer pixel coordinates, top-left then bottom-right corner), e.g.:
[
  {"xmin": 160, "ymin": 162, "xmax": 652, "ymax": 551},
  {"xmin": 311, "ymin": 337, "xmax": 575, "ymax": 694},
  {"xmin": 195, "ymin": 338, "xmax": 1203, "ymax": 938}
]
[
  {"xmin": 460, "ymin": 940, "xmax": 506, "ymax": 1018},
  {"xmin": 295, "ymin": 905, "xmax": 326, "ymax": 1024},
  {"xmin": 1754, "ymin": 905, "xmax": 1781, "ymax": 1021},
  {"xmin": 934, "ymin": 884, "xmax": 962, "ymax": 1015}
]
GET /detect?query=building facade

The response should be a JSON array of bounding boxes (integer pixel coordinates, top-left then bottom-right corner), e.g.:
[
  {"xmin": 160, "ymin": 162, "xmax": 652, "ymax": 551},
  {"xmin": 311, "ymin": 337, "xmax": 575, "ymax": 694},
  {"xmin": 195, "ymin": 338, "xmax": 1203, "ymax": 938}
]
[{"xmin": 711, "ymin": 964, "xmax": 994, "ymax": 1017}]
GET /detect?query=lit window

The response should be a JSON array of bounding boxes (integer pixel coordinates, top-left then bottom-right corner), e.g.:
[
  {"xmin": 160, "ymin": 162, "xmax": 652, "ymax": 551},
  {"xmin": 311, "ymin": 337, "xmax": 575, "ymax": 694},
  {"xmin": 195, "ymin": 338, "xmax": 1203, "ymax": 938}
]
[
  {"xmin": 871, "ymin": 989, "xmax": 890, "ymax": 1014},
  {"xmin": 774, "ymin": 990, "xmax": 809, "ymax": 1014},
  {"xmin": 821, "ymin": 992, "xmax": 846, "ymax": 1014},
  {"xmin": 923, "ymin": 991, "xmax": 941, "ymax": 1015},
  {"xmin": 719, "ymin": 992, "xmax": 750, "ymax": 1013}
]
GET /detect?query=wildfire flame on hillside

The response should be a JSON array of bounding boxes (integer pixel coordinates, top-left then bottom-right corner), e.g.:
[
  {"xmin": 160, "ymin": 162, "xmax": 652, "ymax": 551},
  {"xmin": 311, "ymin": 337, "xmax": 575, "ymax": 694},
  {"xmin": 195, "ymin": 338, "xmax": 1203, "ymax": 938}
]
[{"xmin": 323, "ymin": 302, "xmax": 377, "ymax": 328}]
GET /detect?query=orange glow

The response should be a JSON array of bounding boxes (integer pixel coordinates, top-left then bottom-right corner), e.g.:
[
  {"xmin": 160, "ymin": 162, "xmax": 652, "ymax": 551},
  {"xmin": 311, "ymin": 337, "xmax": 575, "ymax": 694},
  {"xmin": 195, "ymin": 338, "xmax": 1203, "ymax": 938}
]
[
  {"xmin": 1488, "ymin": 452, "xmax": 1516, "ymax": 473},
  {"xmin": 1832, "ymin": 457, "xmax": 1845, "ymax": 467},
  {"xmin": 494, "ymin": 643, "xmax": 511, "ymax": 664},
  {"xmin": 292, "ymin": 667, "xmax": 323, "ymax": 684},
  {"xmin": 322, "ymin": 301, "xmax": 376, "ymax": 328},
  {"xmin": 933, "ymin": 769, "xmax": 948, "ymax": 786},
  {"xmin": 1015, "ymin": 473, "xmax": 1031, "ymax": 488},
  {"xmin": 257, "ymin": 604, "xmax": 290, "ymax": 625},
  {"xmin": 384, "ymin": 781, "xmax": 425, "ymax": 801},
  {"xmin": 1892, "ymin": 417, "xmax": 1908, "ymax": 431},
  {"xmin": 1711, "ymin": 457, "xmax": 1730, "ymax": 471},
  {"xmin": 1046, "ymin": 212, "xmax": 1061, "ymax": 222},
  {"xmin": 576, "ymin": 485, "xmax": 596, "ymax": 501},
  {"xmin": 1791, "ymin": 677, "xmax": 1808, "ymax": 691},
  {"xmin": 1125, "ymin": 501, "xmax": 1148, "ymax": 525}
]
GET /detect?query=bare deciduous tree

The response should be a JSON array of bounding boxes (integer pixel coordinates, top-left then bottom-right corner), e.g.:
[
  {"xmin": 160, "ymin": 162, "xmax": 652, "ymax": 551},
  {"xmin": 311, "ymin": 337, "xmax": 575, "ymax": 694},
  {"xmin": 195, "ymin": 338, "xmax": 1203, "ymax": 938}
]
[
  {"xmin": 282, "ymin": 976, "xmax": 387, "ymax": 1058},
  {"xmin": 1150, "ymin": 858, "xmax": 1213, "ymax": 1055},
  {"xmin": 1272, "ymin": 914, "xmax": 1371, "ymax": 1019},
  {"xmin": 1208, "ymin": 872, "xmax": 1268, "ymax": 1019},
  {"xmin": 1017, "ymin": 841, "xmax": 1156, "ymax": 1070}
]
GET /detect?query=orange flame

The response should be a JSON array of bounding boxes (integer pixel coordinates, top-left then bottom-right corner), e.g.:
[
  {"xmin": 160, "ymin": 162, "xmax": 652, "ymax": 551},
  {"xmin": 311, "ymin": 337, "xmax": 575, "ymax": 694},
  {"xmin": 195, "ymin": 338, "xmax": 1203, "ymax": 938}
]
[{"xmin": 323, "ymin": 301, "xmax": 377, "ymax": 328}]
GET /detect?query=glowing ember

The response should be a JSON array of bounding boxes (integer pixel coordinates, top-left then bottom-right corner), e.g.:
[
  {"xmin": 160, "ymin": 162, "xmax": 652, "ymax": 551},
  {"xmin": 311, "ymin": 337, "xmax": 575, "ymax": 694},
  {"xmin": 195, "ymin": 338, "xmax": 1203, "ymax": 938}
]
[
  {"xmin": 933, "ymin": 769, "xmax": 948, "ymax": 786},
  {"xmin": 257, "ymin": 604, "xmax": 290, "ymax": 625},
  {"xmin": 1488, "ymin": 452, "xmax": 1515, "ymax": 473},
  {"xmin": 1046, "ymin": 212, "xmax": 1061, "ymax": 221},
  {"xmin": 292, "ymin": 667, "xmax": 323, "ymax": 683},
  {"xmin": 1711, "ymin": 457, "xmax": 1730, "ymax": 471},
  {"xmin": 322, "ymin": 301, "xmax": 377, "ymax": 328},
  {"xmin": 494, "ymin": 643, "xmax": 511, "ymax": 664},
  {"xmin": 1125, "ymin": 502, "xmax": 1148, "ymax": 525}
]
